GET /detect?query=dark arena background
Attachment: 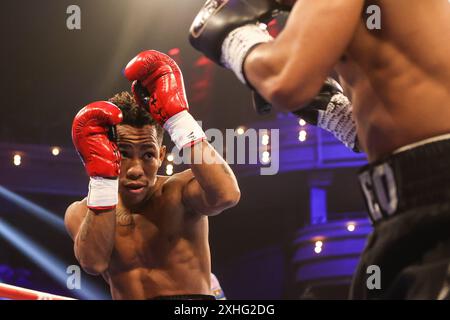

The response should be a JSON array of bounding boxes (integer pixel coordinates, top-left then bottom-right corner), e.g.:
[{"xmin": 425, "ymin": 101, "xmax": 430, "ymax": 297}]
[{"xmin": 0, "ymin": 0, "xmax": 374, "ymax": 300}]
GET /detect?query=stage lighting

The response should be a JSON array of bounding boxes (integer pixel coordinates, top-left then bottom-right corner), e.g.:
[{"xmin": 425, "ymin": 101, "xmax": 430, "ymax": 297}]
[
  {"xmin": 298, "ymin": 130, "xmax": 307, "ymax": 142},
  {"xmin": 261, "ymin": 151, "xmax": 271, "ymax": 164},
  {"xmin": 314, "ymin": 240, "xmax": 323, "ymax": 254},
  {"xmin": 13, "ymin": 154, "xmax": 21, "ymax": 166},
  {"xmin": 166, "ymin": 164, "xmax": 174, "ymax": 176},
  {"xmin": 261, "ymin": 134, "xmax": 270, "ymax": 146},
  {"xmin": 0, "ymin": 220, "xmax": 108, "ymax": 300},
  {"xmin": 236, "ymin": 127, "xmax": 245, "ymax": 135},
  {"xmin": 0, "ymin": 185, "xmax": 65, "ymax": 232}
]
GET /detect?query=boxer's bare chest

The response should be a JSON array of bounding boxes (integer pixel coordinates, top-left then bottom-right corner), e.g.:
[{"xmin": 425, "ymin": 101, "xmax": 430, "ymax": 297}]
[{"xmin": 108, "ymin": 197, "xmax": 187, "ymax": 272}]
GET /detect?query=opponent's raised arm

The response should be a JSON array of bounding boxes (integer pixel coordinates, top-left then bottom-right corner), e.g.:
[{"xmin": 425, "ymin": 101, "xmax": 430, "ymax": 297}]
[
  {"xmin": 189, "ymin": 0, "xmax": 363, "ymax": 110},
  {"xmin": 189, "ymin": 1, "xmax": 362, "ymax": 152},
  {"xmin": 243, "ymin": 0, "xmax": 364, "ymax": 110}
]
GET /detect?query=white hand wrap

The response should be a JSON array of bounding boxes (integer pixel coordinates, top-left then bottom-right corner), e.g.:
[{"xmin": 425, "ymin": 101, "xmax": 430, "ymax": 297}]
[
  {"xmin": 164, "ymin": 110, "xmax": 206, "ymax": 150},
  {"xmin": 87, "ymin": 177, "xmax": 119, "ymax": 209},
  {"xmin": 221, "ymin": 24, "xmax": 273, "ymax": 84},
  {"xmin": 317, "ymin": 93, "xmax": 358, "ymax": 151}
]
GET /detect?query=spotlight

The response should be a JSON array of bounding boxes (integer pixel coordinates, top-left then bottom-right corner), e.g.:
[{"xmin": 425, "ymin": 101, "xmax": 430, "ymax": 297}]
[
  {"xmin": 0, "ymin": 185, "xmax": 65, "ymax": 231},
  {"xmin": 51, "ymin": 147, "xmax": 60, "ymax": 156},
  {"xmin": 261, "ymin": 134, "xmax": 270, "ymax": 146},
  {"xmin": 347, "ymin": 223, "xmax": 356, "ymax": 232},
  {"xmin": 261, "ymin": 151, "xmax": 271, "ymax": 164},
  {"xmin": 236, "ymin": 126, "xmax": 245, "ymax": 135},
  {"xmin": 13, "ymin": 154, "xmax": 21, "ymax": 166},
  {"xmin": 314, "ymin": 240, "xmax": 323, "ymax": 254},
  {"xmin": 166, "ymin": 164, "xmax": 174, "ymax": 175},
  {"xmin": 0, "ymin": 219, "xmax": 108, "ymax": 300},
  {"xmin": 167, "ymin": 154, "xmax": 174, "ymax": 162},
  {"xmin": 298, "ymin": 130, "xmax": 307, "ymax": 142},
  {"xmin": 299, "ymin": 119, "xmax": 306, "ymax": 127}
]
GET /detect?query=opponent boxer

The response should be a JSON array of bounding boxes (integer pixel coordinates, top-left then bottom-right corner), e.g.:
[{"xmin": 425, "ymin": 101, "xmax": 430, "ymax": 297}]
[
  {"xmin": 65, "ymin": 50, "xmax": 240, "ymax": 300},
  {"xmin": 189, "ymin": 0, "xmax": 450, "ymax": 299}
]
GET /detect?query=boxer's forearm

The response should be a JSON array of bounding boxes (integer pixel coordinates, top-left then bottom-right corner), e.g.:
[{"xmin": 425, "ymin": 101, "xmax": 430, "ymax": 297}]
[
  {"xmin": 244, "ymin": 0, "xmax": 362, "ymax": 111},
  {"xmin": 74, "ymin": 210, "xmax": 116, "ymax": 275},
  {"xmin": 187, "ymin": 141, "xmax": 240, "ymax": 213},
  {"xmin": 244, "ymin": 41, "xmax": 323, "ymax": 111}
]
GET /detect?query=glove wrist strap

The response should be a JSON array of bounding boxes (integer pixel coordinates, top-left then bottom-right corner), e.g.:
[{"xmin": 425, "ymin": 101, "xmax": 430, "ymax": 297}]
[
  {"xmin": 221, "ymin": 24, "xmax": 273, "ymax": 85},
  {"xmin": 87, "ymin": 177, "xmax": 119, "ymax": 210},
  {"xmin": 317, "ymin": 93, "xmax": 359, "ymax": 151},
  {"xmin": 164, "ymin": 110, "xmax": 206, "ymax": 150}
]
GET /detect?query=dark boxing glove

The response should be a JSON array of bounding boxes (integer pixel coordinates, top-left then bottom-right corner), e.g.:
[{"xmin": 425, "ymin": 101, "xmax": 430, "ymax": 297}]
[
  {"xmin": 189, "ymin": 0, "xmax": 287, "ymax": 66},
  {"xmin": 294, "ymin": 78, "xmax": 360, "ymax": 152},
  {"xmin": 190, "ymin": 1, "xmax": 291, "ymax": 115},
  {"xmin": 254, "ymin": 78, "xmax": 360, "ymax": 151}
]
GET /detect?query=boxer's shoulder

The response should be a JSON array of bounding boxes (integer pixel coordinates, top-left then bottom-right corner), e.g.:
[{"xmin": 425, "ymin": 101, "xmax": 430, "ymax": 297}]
[
  {"xmin": 155, "ymin": 170, "xmax": 194, "ymax": 200},
  {"xmin": 161, "ymin": 170, "xmax": 195, "ymax": 189},
  {"xmin": 64, "ymin": 198, "xmax": 88, "ymax": 239},
  {"xmin": 65, "ymin": 198, "xmax": 87, "ymax": 217}
]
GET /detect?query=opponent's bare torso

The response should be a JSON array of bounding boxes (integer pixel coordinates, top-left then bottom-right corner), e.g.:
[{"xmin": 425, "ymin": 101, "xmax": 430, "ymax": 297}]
[{"xmin": 336, "ymin": 0, "xmax": 450, "ymax": 161}]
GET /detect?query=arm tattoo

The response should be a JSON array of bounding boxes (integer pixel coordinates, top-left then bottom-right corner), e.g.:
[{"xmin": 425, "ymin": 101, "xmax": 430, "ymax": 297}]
[{"xmin": 79, "ymin": 212, "xmax": 93, "ymax": 241}]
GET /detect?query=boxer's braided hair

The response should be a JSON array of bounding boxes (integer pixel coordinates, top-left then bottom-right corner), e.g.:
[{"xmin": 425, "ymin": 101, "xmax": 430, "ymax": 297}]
[{"xmin": 109, "ymin": 91, "xmax": 164, "ymax": 144}]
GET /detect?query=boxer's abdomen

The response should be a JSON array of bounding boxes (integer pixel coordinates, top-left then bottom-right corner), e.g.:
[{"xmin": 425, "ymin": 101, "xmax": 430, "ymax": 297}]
[
  {"xmin": 102, "ymin": 204, "xmax": 211, "ymax": 299},
  {"xmin": 338, "ymin": 0, "xmax": 450, "ymax": 161}
]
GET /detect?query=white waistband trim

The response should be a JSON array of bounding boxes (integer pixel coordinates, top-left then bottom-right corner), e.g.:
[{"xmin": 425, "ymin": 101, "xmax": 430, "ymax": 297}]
[{"xmin": 393, "ymin": 132, "xmax": 450, "ymax": 154}]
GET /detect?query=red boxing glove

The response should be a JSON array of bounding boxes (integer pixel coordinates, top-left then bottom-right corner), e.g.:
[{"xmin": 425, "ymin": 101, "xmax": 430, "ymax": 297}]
[
  {"xmin": 72, "ymin": 101, "xmax": 123, "ymax": 210},
  {"xmin": 124, "ymin": 50, "xmax": 206, "ymax": 149}
]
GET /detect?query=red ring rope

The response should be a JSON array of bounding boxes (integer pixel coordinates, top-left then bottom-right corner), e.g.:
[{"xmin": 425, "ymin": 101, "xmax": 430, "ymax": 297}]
[{"xmin": 0, "ymin": 283, "xmax": 75, "ymax": 300}]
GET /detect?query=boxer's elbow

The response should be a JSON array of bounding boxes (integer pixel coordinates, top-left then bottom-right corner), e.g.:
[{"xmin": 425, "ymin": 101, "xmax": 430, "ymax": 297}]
[
  {"xmin": 267, "ymin": 75, "xmax": 324, "ymax": 112},
  {"xmin": 208, "ymin": 187, "xmax": 241, "ymax": 214},
  {"xmin": 79, "ymin": 259, "xmax": 108, "ymax": 276},
  {"xmin": 217, "ymin": 188, "xmax": 241, "ymax": 210},
  {"xmin": 75, "ymin": 243, "xmax": 109, "ymax": 275},
  {"xmin": 223, "ymin": 187, "xmax": 241, "ymax": 209}
]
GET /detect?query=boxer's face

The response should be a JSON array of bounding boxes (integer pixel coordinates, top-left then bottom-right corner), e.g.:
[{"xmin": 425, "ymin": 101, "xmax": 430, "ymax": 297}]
[{"xmin": 116, "ymin": 124, "xmax": 165, "ymax": 207}]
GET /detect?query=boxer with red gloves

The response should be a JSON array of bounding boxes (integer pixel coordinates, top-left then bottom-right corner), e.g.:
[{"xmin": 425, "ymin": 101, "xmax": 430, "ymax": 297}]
[
  {"xmin": 65, "ymin": 51, "xmax": 240, "ymax": 300},
  {"xmin": 71, "ymin": 102, "xmax": 123, "ymax": 211},
  {"xmin": 124, "ymin": 50, "xmax": 207, "ymax": 150}
]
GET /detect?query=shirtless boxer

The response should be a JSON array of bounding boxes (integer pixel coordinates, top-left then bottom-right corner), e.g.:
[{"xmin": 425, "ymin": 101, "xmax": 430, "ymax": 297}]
[
  {"xmin": 189, "ymin": 0, "xmax": 450, "ymax": 299},
  {"xmin": 65, "ymin": 51, "xmax": 240, "ymax": 300}
]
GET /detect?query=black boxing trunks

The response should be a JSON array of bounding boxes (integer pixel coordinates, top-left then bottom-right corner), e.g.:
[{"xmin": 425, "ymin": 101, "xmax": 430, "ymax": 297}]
[
  {"xmin": 350, "ymin": 133, "xmax": 450, "ymax": 299},
  {"xmin": 150, "ymin": 294, "xmax": 216, "ymax": 300}
]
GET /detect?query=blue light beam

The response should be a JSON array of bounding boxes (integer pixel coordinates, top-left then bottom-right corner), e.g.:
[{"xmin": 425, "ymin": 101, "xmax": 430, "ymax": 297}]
[
  {"xmin": 0, "ymin": 219, "xmax": 109, "ymax": 300},
  {"xmin": 0, "ymin": 185, "xmax": 65, "ymax": 232}
]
